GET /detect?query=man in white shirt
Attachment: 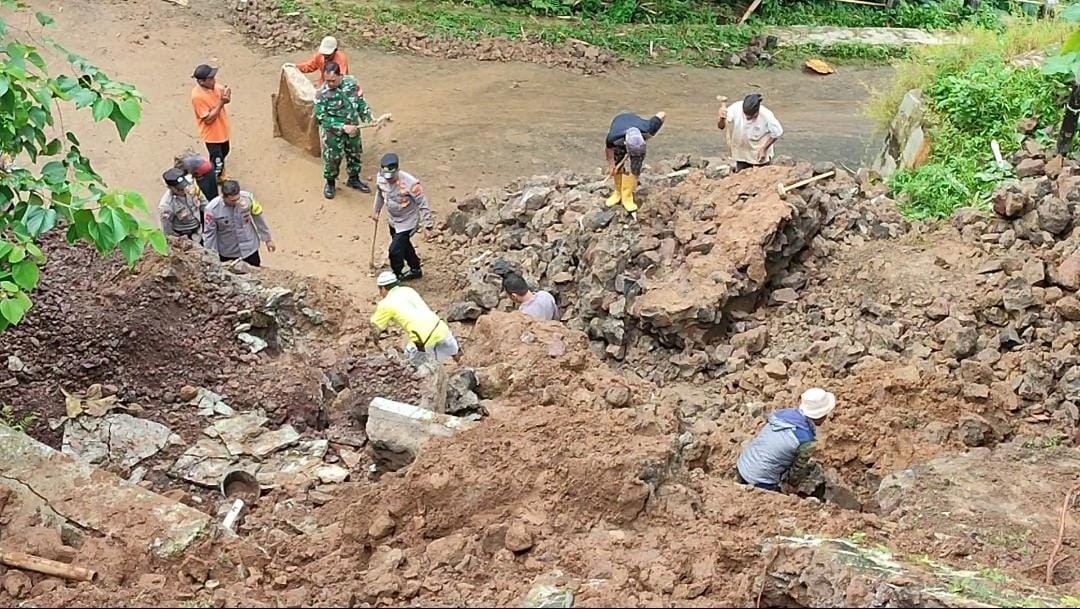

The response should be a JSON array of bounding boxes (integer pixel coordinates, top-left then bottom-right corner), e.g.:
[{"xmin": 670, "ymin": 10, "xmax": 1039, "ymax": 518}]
[
  {"xmin": 717, "ymin": 93, "xmax": 784, "ymax": 173},
  {"xmin": 502, "ymin": 273, "xmax": 559, "ymax": 322}
]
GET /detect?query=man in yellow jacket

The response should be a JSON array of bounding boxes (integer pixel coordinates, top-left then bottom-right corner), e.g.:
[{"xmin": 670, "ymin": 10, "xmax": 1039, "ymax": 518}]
[{"xmin": 370, "ymin": 271, "xmax": 459, "ymax": 362}]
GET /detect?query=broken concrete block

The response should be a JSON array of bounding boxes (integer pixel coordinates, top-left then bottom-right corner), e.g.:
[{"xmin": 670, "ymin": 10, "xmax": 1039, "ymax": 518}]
[
  {"xmin": 170, "ymin": 438, "xmax": 256, "ymax": 488},
  {"xmin": 211, "ymin": 413, "xmax": 300, "ymax": 458},
  {"xmin": 0, "ymin": 426, "xmax": 208, "ymax": 558},
  {"xmin": 366, "ymin": 398, "xmax": 476, "ymax": 471},
  {"xmin": 62, "ymin": 413, "xmax": 173, "ymax": 469}
]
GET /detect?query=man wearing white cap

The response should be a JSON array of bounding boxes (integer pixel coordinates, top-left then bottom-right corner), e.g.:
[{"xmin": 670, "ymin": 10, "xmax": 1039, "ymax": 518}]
[
  {"xmin": 735, "ymin": 387, "xmax": 836, "ymax": 494},
  {"xmin": 286, "ymin": 36, "xmax": 350, "ymax": 87},
  {"xmin": 604, "ymin": 110, "xmax": 666, "ymax": 219},
  {"xmin": 370, "ymin": 271, "xmax": 459, "ymax": 362}
]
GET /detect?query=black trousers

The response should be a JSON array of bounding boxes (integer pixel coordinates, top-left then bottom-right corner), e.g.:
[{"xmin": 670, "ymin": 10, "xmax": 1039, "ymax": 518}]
[
  {"xmin": 613, "ymin": 146, "xmax": 644, "ymax": 175},
  {"xmin": 734, "ymin": 160, "xmax": 770, "ymax": 173},
  {"xmin": 195, "ymin": 171, "xmax": 218, "ymax": 202},
  {"xmin": 220, "ymin": 250, "xmax": 261, "ymax": 267},
  {"xmin": 388, "ymin": 226, "xmax": 421, "ymax": 275},
  {"xmin": 206, "ymin": 141, "xmax": 231, "ymax": 177}
]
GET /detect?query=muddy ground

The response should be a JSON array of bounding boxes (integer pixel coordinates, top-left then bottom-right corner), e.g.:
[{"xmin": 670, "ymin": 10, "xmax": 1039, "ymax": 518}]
[
  {"xmin": 2, "ymin": 0, "xmax": 1078, "ymax": 608},
  {"xmin": 25, "ymin": 0, "xmax": 887, "ymax": 303}
]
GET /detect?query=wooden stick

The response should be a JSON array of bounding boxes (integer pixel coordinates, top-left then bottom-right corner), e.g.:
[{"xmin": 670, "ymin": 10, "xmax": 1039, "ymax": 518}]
[
  {"xmin": 0, "ymin": 550, "xmax": 98, "ymax": 582},
  {"xmin": 777, "ymin": 170, "xmax": 836, "ymax": 196},
  {"xmin": 359, "ymin": 113, "xmax": 392, "ymax": 131},
  {"xmin": 369, "ymin": 219, "xmax": 379, "ymax": 271},
  {"xmin": 1046, "ymin": 484, "xmax": 1079, "ymax": 585},
  {"xmin": 739, "ymin": 0, "xmax": 765, "ymax": 24}
]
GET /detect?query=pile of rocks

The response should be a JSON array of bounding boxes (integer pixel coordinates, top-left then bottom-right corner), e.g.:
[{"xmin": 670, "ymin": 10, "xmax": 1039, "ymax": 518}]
[
  {"xmin": 227, "ymin": 0, "xmax": 308, "ymax": 51},
  {"xmin": 436, "ymin": 148, "xmax": 1080, "ymax": 426},
  {"xmin": 723, "ymin": 35, "xmax": 778, "ymax": 68},
  {"xmin": 438, "ymin": 157, "xmax": 907, "ymax": 381}
]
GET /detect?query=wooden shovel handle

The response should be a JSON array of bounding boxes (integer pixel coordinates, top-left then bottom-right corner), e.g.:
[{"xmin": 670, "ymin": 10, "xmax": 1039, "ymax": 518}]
[
  {"xmin": 780, "ymin": 170, "xmax": 836, "ymax": 193},
  {"xmin": 0, "ymin": 550, "xmax": 98, "ymax": 582}
]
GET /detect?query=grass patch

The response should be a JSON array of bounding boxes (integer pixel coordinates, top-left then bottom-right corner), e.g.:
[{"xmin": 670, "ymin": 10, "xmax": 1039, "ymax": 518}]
[
  {"xmin": 864, "ymin": 18, "xmax": 1072, "ymax": 219},
  {"xmin": 753, "ymin": 0, "xmax": 1008, "ymax": 30},
  {"xmin": 434, "ymin": 0, "xmax": 1018, "ymax": 31},
  {"xmin": 279, "ymin": 0, "xmax": 1003, "ymax": 67}
]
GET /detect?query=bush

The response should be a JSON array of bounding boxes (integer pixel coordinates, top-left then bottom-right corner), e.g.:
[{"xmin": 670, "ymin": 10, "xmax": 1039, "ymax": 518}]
[
  {"xmin": 754, "ymin": 0, "xmax": 1003, "ymax": 30},
  {"xmin": 889, "ymin": 55, "xmax": 1067, "ymax": 218}
]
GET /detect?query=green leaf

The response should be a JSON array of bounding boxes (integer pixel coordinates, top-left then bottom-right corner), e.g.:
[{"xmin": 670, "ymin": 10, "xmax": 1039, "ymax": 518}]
[
  {"xmin": 26, "ymin": 50, "xmax": 45, "ymax": 71},
  {"xmin": 1063, "ymin": 3, "xmax": 1080, "ymax": 22},
  {"xmin": 24, "ymin": 242, "xmax": 44, "ymax": 263},
  {"xmin": 0, "ymin": 281, "xmax": 17, "ymax": 293},
  {"xmin": 0, "ymin": 74, "xmax": 8, "ymax": 97},
  {"xmin": 0, "ymin": 297, "xmax": 27, "ymax": 325},
  {"xmin": 22, "ymin": 206, "xmax": 57, "ymax": 237},
  {"xmin": 111, "ymin": 109, "xmax": 135, "ymax": 141},
  {"xmin": 27, "ymin": 106, "xmax": 47, "ymax": 128},
  {"xmin": 117, "ymin": 236, "xmax": 143, "ymax": 268},
  {"xmin": 0, "ymin": 242, "xmax": 11, "ymax": 259},
  {"xmin": 147, "ymin": 230, "xmax": 168, "ymax": 255},
  {"xmin": 8, "ymin": 246, "xmax": 25, "ymax": 263},
  {"xmin": 70, "ymin": 87, "xmax": 95, "ymax": 109},
  {"xmin": 91, "ymin": 98, "xmax": 114, "ymax": 122},
  {"xmin": 102, "ymin": 207, "xmax": 128, "ymax": 242},
  {"xmin": 72, "ymin": 209, "xmax": 93, "ymax": 240},
  {"xmin": 11, "ymin": 260, "xmax": 38, "ymax": 291},
  {"xmin": 1064, "ymin": 31, "xmax": 1080, "ymax": 57},
  {"xmin": 43, "ymin": 137, "xmax": 62, "ymax": 155},
  {"xmin": 53, "ymin": 75, "xmax": 79, "ymax": 94},
  {"xmin": 41, "ymin": 161, "xmax": 66, "ymax": 183},
  {"xmin": 125, "ymin": 191, "xmax": 147, "ymax": 213},
  {"xmin": 34, "ymin": 11, "xmax": 54, "ymax": 26},
  {"xmin": 118, "ymin": 97, "xmax": 141, "ymax": 123}
]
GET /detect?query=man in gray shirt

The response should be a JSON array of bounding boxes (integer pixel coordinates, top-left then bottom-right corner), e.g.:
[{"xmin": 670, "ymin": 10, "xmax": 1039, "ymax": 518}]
[{"xmin": 502, "ymin": 272, "xmax": 559, "ymax": 321}]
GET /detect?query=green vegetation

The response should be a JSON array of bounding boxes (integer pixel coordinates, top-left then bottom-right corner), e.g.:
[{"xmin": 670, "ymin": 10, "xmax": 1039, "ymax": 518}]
[
  {"xmin": 0, "ymin": 1, "xmax": 164, "ymax": 333},
  {"xmin": 0, "ymin": 404, "xmax": 35, "ymax": 432},
  {"xmin": 279, "ymin": 0, "xmax": 1030, "ymax": 67},
  {"xmin": 865, "ymin": 19, "xmax": 1072, "ymax": 219}
]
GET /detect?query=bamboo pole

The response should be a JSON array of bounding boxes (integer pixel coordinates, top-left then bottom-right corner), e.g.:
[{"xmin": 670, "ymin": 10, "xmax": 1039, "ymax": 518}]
[{"xmin": 0, "ymin": 550, "xmax": 99, "ymax": 582}]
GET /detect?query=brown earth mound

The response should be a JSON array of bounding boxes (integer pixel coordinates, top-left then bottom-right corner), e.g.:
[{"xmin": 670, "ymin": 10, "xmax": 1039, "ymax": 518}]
[
  {"xmin": 466, "ymin": 311, "xmax": 645, "ymax": 411},
  {"xmin": 6, "ymin": 149, "xmax": 1080, "ymax": 609}
]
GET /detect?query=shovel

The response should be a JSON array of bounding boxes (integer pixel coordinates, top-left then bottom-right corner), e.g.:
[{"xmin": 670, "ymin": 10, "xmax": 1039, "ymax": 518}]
[{"xmin": 368, "ymin": 219, "xmax": 380, "ymax": 276}]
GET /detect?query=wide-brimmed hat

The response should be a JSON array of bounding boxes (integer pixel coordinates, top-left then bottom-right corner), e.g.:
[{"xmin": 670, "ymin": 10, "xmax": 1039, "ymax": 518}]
[{"xmin": 799, "ymin": 388, "xmax": 836, "ymax": 419}]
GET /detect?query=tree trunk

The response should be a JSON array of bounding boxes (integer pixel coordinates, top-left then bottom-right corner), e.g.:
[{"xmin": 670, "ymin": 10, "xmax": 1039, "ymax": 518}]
[{"xmin": 1057, "ymin": 82, "xmax": 1080, "ymax": 157}]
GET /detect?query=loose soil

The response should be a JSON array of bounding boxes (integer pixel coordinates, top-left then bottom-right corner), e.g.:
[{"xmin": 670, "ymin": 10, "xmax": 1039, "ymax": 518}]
[{"xmin": 2, "ymin": 1, "xmax": 1078, "ymax": 608}]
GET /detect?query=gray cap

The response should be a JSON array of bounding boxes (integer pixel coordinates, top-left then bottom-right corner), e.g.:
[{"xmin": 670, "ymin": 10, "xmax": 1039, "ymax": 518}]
[{"xmin": 625, "ymin": 128, "xmax": 646, "ymax": 155}]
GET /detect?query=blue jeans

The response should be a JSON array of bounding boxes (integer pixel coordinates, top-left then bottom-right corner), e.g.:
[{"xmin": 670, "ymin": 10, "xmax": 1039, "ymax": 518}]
[{"xmin": 736, "ymin": 469, "xmax": 781, "ymax": 492}]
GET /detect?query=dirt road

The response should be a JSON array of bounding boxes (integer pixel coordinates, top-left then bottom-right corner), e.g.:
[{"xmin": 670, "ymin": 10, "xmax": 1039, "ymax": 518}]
[{"xmin": 27, "ymin": 0, "xmax": 890, "ymax": 301}]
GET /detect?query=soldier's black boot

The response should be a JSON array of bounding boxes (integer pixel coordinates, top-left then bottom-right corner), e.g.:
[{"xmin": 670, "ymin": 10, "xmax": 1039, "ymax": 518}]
[
  {"xmin": 347, "ymin": 174, "xmax": 370, "ymax": 193},
  {"xmin": 323, "ymin": 180, "xmax": 336, "ymax": 199}
]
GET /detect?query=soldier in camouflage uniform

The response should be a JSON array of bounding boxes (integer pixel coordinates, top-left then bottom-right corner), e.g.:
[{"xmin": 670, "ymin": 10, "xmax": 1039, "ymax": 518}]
[{"xmin": 313, "ymin": 60, "xmax": 373, "ymax": 199}]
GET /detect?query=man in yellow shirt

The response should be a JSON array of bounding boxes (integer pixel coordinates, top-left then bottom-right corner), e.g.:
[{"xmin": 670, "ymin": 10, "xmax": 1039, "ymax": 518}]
[{"xmin": 370, "ymin": 271, "xmax": 459, "ymax": 362}]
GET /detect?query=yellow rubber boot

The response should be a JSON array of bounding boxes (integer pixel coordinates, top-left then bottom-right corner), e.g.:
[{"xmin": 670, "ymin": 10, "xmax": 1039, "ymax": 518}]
[
  {"xmin": 605, "ymin": 174, "xmax": 623, "ymax": 207},
  {"xmin": 621, "ymin": 173, "xmax": 638, "ymax": 213}
]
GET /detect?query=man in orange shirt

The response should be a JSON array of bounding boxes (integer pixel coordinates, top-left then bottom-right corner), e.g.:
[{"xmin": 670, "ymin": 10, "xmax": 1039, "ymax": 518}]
[
  {"xmin": 285, "ymin": 36, "xmax": 349, "ymax": 87},
  {"xmin": 190, "ymin": 64, "xmax": 232, "ymax": 180}
]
